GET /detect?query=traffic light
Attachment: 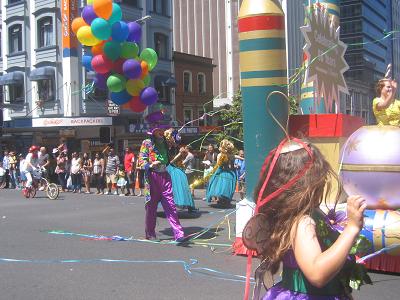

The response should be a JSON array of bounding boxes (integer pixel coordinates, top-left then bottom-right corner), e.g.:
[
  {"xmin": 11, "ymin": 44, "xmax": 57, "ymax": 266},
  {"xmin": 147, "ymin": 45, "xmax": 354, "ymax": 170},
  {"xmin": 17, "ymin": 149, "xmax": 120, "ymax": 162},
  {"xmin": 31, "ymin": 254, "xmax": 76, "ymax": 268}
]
[{"xmin": 99, "ymin": 127, "xmax": 111, "ymax": 144}]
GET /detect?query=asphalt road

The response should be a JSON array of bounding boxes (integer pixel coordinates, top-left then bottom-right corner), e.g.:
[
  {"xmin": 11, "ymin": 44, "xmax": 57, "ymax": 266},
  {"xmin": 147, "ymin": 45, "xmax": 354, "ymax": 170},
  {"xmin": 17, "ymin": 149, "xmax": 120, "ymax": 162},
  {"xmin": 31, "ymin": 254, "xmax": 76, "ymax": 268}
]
[{"xmin": 0, "ymin": 189, "xmax": 399, "ymax": 300}]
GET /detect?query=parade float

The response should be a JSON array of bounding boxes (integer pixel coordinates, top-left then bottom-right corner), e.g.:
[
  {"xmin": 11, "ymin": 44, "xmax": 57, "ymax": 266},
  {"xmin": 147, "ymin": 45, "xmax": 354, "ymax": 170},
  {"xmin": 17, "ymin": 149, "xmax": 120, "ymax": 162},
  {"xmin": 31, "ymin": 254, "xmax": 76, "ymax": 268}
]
[{"xmin": 234, "ymin": 0, "xmax": 400, "ymax": 276}]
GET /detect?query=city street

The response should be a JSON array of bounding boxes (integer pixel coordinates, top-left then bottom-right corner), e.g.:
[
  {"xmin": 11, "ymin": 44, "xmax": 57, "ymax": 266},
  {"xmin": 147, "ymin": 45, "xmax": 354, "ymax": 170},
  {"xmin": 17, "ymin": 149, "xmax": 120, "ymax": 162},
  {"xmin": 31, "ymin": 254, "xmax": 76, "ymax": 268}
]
[{"xmin": 0, "ymin": 189, "xmax": 398, "ymax": 300}]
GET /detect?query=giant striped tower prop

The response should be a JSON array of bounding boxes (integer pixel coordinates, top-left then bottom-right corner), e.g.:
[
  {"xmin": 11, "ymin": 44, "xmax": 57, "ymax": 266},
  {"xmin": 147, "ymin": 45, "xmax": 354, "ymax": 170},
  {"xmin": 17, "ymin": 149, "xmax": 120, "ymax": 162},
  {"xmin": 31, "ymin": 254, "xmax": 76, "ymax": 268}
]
[
  {"xmin": 234, "ymin": 0, "xmax": 288, "ymax": 254},
  {"xmin": 299, "ymin": 0, "xmax": 340, "ymax": 114}
]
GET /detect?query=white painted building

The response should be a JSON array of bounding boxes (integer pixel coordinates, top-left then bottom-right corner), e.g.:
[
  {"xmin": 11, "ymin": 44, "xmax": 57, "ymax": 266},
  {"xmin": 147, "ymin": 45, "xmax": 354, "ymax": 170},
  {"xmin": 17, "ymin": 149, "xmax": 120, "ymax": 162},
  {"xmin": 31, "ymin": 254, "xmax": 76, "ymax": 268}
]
[{"xmin": 0, "ymin": 0, "xmax": 173, "ymax": 152}]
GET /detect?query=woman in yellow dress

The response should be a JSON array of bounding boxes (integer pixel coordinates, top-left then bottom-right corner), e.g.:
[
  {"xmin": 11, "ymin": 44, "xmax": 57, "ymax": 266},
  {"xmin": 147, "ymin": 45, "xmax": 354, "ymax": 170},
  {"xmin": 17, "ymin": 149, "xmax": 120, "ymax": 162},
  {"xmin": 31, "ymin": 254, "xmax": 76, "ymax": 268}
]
[{"xmin": 373, "ymin": 79, "xmax": 400, "ymax": 126}]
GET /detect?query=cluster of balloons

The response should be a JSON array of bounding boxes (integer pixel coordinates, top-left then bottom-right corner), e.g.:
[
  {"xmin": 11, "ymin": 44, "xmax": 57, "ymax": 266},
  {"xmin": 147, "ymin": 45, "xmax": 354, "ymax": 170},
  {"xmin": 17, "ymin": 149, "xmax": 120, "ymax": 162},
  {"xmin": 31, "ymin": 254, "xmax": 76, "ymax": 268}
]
[{"xmin": 72, "ymin": 0, "xmax": 159, "ymax": 112}]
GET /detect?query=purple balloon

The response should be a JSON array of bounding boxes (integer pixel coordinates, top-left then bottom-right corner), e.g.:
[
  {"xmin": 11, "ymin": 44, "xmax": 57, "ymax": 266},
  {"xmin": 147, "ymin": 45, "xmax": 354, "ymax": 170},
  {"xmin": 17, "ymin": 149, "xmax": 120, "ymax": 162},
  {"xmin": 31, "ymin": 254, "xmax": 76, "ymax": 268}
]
[
  {"xmin": 127, "ymin": 22, "xmax": 142, "ymax": 43},
  {"xmin": 140, "ymin": 87, "xmax": 158, "ymax": 106},
  {"xmin": 122, "ymin": 59, "xmax": 142, "ymax": 79},
  {"xmin": 94, "ymin": 73, "xmax": 108, "ymax": 90},
  {"xmin": 82, "ymin": 6, "xmax": 98, "ymax": 25}
]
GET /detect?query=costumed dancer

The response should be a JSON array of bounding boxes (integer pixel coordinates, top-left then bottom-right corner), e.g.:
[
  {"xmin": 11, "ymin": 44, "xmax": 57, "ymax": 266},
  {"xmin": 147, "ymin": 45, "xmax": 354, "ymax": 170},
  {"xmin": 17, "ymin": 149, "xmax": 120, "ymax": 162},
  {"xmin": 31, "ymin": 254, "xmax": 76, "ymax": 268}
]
[
  {"xmin": 373, "ymin": 74, "xmax": 400, "ymax": 126},
  {"xmin": 205, "ymin": 139, "xmax": 237, "ymax": 206},
  {"xmin": 243, "ymin": 139, "xmax": 371, "ymax": 299},
  {"xmin": 138, "ymin": 127, "xmax": 185, "ymax": 242},
  {"xmin": 164, "ymin": 129, "xmax": 197, "ymax": 213}
]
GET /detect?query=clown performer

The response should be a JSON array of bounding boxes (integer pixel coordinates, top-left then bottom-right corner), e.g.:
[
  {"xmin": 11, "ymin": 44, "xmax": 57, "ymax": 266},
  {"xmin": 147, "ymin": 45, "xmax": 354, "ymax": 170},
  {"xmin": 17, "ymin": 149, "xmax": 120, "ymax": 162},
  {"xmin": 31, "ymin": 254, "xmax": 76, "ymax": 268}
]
[
  {"xmin": 138, "ymin": 127, "xmax": 185, "ymax": 242},
  {"xmin": 164, "ymin": 129, "xmax": 197, "ymax": 214}
]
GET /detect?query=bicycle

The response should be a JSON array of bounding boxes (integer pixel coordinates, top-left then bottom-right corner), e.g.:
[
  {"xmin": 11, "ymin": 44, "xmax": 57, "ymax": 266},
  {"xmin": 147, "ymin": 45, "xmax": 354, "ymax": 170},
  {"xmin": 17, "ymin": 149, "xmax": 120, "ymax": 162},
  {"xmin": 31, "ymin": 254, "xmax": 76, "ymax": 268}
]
[
  {"xmin": 0, "ymin": 166, "xmax": 6, "ymax": 189},
  {"xmin": 22, "ymin": 168, "xmax": 59, "ymax": 200}
]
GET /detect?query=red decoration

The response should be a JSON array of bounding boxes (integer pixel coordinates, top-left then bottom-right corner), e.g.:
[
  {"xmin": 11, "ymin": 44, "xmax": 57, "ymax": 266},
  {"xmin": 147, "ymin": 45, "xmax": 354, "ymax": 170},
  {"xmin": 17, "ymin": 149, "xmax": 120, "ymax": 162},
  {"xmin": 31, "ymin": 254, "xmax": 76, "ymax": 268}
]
[{"xmin": 289, "ymin": 114, "xmax": 365, "ymax": 138}]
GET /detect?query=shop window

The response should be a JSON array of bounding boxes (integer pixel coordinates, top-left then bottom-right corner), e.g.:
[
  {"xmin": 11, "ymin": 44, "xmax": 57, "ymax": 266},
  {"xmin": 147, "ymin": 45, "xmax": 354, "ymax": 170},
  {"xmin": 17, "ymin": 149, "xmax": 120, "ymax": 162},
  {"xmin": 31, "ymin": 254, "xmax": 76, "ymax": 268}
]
[
  {"xmin": 198, "ymin": 73, "xmax": 206, "ymax": 95},
  {"xmin": 38, "ymin": 17, "xmax": 53, "ymax": 48},
  {"xmin": 153, "ymin": 0, "xmax": 168, "ymax": 16},
  {"xmin": 198, "ymin": 109, "xmax": 206, "ymax": 126},
  {"xmin": 37, "ymin": 79, "xmax": 55, "ymax": 102},
  {"xmin": 9, "ymin": 24, "xmax": 22, "ymax": 54},
  {"xmin": 183, "ymin": 71, "xmax": 192, "ymax": 93},
  {"xmin": 9, "ymin": 83, "xmax": 24, "ymax": 103},
  {"xmin": 154, "ymin": 33, "xmax": 168, "ymax": 59},
  {"xmin": 184, "ymin": 108, "xmax": 193, "ymax": 124}
]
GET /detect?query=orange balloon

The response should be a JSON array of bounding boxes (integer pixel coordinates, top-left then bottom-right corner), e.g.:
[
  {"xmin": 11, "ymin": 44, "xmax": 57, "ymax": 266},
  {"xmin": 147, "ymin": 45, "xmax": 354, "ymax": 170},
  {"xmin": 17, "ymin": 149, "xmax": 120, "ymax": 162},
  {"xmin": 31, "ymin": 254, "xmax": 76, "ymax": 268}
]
[
  {"xmin": 93, "ymin": 0, "xmax": 113, "ymax": 20},
  {"xmin": 141, "ymin": 61, "xmax": 149, "ymax": 78},
  {"xmin": 71, "ymin": 17, "xmax": 88, "ymax": 35},
  {"xmin": 91, "ymin": 41, "xmax": 106, "ymax": 56}
]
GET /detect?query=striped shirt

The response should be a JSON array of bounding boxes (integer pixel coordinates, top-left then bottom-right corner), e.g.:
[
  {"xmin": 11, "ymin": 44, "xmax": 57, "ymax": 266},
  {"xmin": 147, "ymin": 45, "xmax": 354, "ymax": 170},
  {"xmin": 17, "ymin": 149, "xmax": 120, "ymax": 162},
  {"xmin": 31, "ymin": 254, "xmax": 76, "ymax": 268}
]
[{"xmin": 105, "ymin": 155, "xmax": 119, "ymax": 175}]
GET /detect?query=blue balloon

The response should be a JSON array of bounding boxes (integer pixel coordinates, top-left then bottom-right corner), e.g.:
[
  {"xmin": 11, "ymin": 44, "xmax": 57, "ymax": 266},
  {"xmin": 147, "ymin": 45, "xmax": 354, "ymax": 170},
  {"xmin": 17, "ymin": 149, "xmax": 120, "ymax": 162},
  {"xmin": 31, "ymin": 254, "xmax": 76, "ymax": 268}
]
[
  {"xmin": 111, "ymin": 21, "xmax": 129, "ymax": 42},
  {"xmin": 110, "ymin": 90, "xmax": 131, "ymax": 105},
  {"xmin": 82, "ymin": 55, "xmax": 93, "ymax": 71}
]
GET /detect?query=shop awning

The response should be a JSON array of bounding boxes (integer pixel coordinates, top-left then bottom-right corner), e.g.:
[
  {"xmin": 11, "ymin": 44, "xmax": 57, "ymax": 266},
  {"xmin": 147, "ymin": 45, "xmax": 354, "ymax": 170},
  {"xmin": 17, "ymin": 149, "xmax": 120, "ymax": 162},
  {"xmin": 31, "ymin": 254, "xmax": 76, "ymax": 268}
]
[
  {"xmin": 0, "ymin": 71, "xmax": 24, "ymax": 85},
  {"xmin": 29, "ymin": 67, "xmax": 55, "ymax": 81}
]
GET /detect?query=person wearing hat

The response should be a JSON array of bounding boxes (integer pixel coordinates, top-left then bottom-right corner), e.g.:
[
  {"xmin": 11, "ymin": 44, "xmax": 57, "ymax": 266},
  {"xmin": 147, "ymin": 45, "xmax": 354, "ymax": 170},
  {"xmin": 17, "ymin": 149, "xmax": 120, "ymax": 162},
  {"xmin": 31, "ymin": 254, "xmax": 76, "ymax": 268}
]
[{"xmin": 138, "ymin": 127, "xmax": 185, "ymax": 242}]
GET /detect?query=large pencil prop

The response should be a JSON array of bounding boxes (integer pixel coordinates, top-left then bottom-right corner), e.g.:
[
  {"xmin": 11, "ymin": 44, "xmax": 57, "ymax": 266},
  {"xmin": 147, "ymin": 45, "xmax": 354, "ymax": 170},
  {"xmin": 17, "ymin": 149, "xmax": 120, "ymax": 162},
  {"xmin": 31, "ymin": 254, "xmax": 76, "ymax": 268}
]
[
  {"xmin": 238, "ymin": 0, "xmax": 288, "ymax": 200},
  {"xmin": 234, "ymin": 0, "xmax": 288, "ymax": 256},
  {"xmin": 299, "ymin": 0, "xmax": 340, "ymax": 114}
]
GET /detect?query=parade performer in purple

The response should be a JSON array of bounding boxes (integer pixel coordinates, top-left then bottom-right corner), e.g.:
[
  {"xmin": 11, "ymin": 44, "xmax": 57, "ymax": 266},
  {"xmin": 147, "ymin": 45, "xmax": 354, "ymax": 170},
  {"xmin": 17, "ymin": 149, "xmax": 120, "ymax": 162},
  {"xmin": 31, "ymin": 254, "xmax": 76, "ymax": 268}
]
[{"xmin": 138, "ymin": 127, "xmax": 185, "ymax": 242}]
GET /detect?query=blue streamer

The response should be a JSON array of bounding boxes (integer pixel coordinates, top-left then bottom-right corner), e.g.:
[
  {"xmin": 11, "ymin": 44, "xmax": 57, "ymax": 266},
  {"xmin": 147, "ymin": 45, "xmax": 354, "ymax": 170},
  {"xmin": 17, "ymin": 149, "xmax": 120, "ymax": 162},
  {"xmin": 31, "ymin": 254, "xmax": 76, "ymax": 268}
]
[{"xmin": 0, "ymin": 257, "xmax": 254, "ymax": 284}]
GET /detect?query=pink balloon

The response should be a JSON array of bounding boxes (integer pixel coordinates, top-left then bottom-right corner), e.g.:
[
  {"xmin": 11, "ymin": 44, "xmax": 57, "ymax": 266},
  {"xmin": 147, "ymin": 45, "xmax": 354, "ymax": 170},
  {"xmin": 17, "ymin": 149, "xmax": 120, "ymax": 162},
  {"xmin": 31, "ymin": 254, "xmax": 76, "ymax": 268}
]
[{"xmin": 91, "ymin": 54, "xmax": 113, "ymax": 74}]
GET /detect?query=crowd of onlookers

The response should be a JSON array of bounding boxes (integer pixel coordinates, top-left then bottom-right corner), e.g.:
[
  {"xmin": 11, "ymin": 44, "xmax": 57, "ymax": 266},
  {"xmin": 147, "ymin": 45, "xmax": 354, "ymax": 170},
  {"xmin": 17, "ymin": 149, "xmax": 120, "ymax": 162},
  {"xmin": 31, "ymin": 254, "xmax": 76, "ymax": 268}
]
[{"xmin": 0, "ymin": 139, "xmax": 246, "ymax": 197}]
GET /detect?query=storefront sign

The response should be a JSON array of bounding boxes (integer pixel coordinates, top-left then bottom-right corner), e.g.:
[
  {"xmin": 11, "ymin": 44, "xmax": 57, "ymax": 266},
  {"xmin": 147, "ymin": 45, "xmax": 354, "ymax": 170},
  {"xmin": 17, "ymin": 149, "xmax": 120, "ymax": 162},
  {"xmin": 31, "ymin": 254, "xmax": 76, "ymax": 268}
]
[
  {"xmin": 33, "ymin": 117, "xmax": 113, "ymax": 127},
  {"xmin": 128, "ymin": 123, "xmax": 152, "ymax": 133},
  {"xmin": 62, "ymin": 0, "xmax": 78, "ymax": 57},
  {"xmin": 106, "ymin": 100, "xmax": 120, "ymax": 116},
  {"xmin": 177, "ymin": 127, "xmax": 199, "ymax": 135},
  {"xmin": 199, "ymin": 126, "xmax": 223, "ymax": 133},
  {"xmin": 59, "ymin": 129, "xmax": 76, "ymax": 137}
]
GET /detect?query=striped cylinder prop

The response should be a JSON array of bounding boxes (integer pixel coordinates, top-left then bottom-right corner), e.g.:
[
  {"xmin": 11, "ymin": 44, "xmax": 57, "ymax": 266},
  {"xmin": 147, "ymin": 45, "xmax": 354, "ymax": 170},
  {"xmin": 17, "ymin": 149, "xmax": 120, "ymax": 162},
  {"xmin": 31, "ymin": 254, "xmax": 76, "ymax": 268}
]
[
  {"xmin": 299, "ymin": 0, "xmax": 340, "ymax": 114},
  {"xmin": 361, "ymin": 210, "xmax": 400, "ymax": 256},
  {"xmin": 238, "ymin": 0, "xmax": 288, "ymax": 201}
]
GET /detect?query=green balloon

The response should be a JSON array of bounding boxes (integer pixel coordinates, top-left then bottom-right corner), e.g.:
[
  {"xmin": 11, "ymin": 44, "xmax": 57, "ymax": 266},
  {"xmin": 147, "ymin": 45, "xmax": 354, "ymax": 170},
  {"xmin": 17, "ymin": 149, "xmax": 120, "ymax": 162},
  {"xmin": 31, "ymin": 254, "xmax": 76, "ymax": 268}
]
[
  {"xmin": 120, "ymin": 42, "xmax": 139, "ymax": 59},
  {"xmin": 108, "ymin": 3, "xmax": 122, "ymax": 25},
  {"xmin": 139, "ymin": 48, "xmax": 158, "ymax": 71},
  {"xmin": 103, "ymin": 41, "xmax": 121, "ymax": 61},
  {"xmin": 107, "ymin": 74, "xmax": 126, "ymax": 92},
  {"xmin": 143, "ymin": 74, "xmax": 151, "ymax": 86}
]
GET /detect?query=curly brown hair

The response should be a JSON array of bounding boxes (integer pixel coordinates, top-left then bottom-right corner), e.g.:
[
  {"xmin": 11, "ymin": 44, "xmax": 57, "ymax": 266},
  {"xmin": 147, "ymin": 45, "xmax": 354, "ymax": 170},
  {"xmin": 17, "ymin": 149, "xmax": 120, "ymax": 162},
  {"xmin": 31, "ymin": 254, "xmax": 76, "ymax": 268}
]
[
  {"xmin": 253, "ymin": 143, "xmax": 341, "ymax": 274},
  {"xmin": 375, "ymin": 79, "xmax": 391, "ymax": 97}
]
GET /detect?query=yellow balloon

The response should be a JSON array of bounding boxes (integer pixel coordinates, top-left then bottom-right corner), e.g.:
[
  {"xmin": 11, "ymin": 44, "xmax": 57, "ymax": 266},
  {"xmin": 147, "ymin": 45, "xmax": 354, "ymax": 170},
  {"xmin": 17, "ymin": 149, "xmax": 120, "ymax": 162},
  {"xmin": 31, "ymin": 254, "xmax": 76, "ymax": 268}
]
[
  {"xmin": 126, "ymin": 79, "xmax": 145, "ymax": 96},
  {"xmin": 77, "ymin": 26, "xmax": 101, "ymax": 46},
  {"xmin": 87, "ymin": 0, "xmax": 94, "ymax": 4}
]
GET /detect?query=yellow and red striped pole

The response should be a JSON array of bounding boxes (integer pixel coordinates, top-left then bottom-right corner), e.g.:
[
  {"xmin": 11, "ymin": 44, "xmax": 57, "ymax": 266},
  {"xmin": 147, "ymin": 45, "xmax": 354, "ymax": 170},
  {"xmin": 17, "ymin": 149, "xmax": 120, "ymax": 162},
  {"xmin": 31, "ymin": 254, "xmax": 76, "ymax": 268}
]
[{"xmin": 238, "ymin": 0, "xmax": 288, "ymax": 201}]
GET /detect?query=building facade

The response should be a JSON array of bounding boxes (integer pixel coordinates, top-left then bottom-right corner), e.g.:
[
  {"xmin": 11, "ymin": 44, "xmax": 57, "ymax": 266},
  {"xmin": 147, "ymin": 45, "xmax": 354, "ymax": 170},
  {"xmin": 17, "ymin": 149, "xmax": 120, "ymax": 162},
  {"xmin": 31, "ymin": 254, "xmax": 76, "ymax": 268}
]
[
  {"xmin": 0, "ymin": 0, "xmax": 173, "ymax": 153},
  {"xmin": 339, "ymin": 0, "xmax": 393, "ymax": 124},
  {"xmin": 173, "ymin": 51, "xmax": 214, "ymax": 127},
  {"xmin": 172, "ymin": 0, "xmax": 242, "ymax": 107}
]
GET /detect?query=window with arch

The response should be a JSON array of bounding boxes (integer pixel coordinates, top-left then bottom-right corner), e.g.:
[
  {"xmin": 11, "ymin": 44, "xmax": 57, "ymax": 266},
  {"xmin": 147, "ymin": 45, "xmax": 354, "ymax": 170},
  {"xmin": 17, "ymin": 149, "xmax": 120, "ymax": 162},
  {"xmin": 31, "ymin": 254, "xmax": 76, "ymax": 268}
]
[
  {"xmin": 38, "ymin": 17, "xmax": 53, "ymax": 48},
  {"xmin": 154, "ymin": 33, "xmax": 168, "ymax": 59},
  {"xmin": 197, "ymin": 73, "xmax": 206, "ymax": 95},
  {"xmin": 9, "ymin": 24, "xmax": 22, "ymax": 54},
  {"xmin": 183, "ymin": 71, "xmax": 192, "ymax": 94}
]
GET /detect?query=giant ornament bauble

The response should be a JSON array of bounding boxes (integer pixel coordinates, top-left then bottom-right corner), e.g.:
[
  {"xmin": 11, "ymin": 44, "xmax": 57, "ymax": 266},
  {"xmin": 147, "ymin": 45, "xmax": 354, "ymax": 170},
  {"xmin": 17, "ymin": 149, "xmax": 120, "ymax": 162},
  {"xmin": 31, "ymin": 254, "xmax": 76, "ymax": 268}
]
[{"xmin": 340, "ymin": 125, "xmax": 400, "ymax": 209}]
